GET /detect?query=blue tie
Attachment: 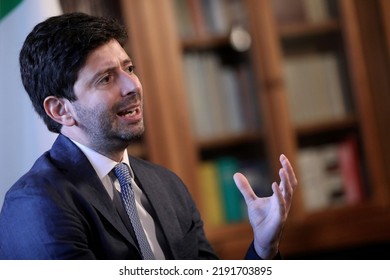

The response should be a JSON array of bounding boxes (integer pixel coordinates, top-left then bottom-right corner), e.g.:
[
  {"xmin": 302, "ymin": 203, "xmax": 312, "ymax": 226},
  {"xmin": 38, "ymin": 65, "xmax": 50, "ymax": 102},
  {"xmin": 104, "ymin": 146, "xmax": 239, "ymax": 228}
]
[{"xmin": 114, "ymin": 163, "xmax": 155, "ymax": 260}]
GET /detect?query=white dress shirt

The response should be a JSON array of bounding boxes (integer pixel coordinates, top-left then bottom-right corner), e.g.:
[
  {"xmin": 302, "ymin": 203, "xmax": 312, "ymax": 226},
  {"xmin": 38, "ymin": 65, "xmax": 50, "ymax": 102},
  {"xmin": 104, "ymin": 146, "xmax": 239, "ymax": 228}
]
[{"xmin": 71, "ymin": 140, "xmax": 165, "ymax": 259}]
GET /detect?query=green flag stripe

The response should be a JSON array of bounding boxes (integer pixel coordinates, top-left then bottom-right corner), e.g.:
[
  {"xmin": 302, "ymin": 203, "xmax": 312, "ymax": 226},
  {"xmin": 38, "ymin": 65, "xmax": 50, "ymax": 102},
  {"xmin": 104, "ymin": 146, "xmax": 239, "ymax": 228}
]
[{"xmin": 0, "ymin": 0, "xmax": 23, "ymax": 21}]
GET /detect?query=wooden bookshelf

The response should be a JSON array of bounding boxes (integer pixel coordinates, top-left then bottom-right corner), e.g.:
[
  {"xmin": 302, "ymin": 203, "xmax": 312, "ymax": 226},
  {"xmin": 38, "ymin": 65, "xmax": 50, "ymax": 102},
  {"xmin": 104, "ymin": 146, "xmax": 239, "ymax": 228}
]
[
  {"xmin": 279, "ymin": 20, "xmax": 340, "ymax": 38},
  {"xmin": 65, "ymin": 0, "xmax": 390, "ymax": 259},
  {"xmin": 198, "ymin": 131, "xmax": 264, "ymax": 150},
  {"xmin": 295, "ymin": 115, "xmax": 357, "ymax": 137},
  {"xmin": 182, "ymin": 35, "xmax": 230, "ymax": 50},
  {"xmin": 272, "ymin": 0, "xmax": 390, "ymax": 258}
]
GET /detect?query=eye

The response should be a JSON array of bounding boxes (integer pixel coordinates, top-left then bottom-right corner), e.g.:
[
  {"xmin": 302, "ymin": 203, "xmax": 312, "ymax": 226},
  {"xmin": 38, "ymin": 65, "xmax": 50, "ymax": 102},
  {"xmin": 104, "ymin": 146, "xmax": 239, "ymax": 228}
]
[
  {"xmin": 97, "ymin": 74, "xmax": 112, "ymax": 85},
  {"xmin": 126, "ymin": 65, "xmax": 136, "ymax": 74}
]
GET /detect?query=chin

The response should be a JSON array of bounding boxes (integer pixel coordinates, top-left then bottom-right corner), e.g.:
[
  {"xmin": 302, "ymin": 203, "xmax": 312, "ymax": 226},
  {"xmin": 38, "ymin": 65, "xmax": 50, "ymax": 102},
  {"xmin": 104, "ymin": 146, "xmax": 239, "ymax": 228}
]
[{"xmin": 123, "ymin": 127, "xmax": 145, "ymax": 142}]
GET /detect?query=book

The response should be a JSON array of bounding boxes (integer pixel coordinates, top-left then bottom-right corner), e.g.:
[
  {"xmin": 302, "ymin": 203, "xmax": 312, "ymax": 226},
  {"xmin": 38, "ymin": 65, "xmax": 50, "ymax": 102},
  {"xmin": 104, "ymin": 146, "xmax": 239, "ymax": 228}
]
[
  {"xmin": 201, "ymin": 53, "xmax": 229, "ymax": 137},
  {"xmin": 187, "ymin": 0, "xmax": 208, "ymax": 37},
  {"xmin": 297, "ymin": 136, "xmax": 366, "ymax": 212},
  {"xmin": 183, "ymin": 52, "xmax": 214, "ymax": 139},
  {"xmin": 216, "ymin": 157, "xmax": 246, "ymax": 222},
  {"xmin": 298, "ymin": 147, "xmax": 330, "ymax": 211},
  {"xmin": 173, "ymin": 0, "xmax": 195, "ymax": 38},
  {"xmin": 198, "ymin": 161, "xmax": 225, "ymax": 226},
  {"xmin": 283, "ymin": 54, "xmax": 310, "ymax": 124},
  {"xmin": 219, "ymin": 66, "xmax": 246, "ymax": 135},
  {"xmin": 302, "ymin": 0, "xmax": 330, "ymax": 22},
  {"xmin": 224, "ymin": 0, "xmax": 249, "ymax": 27},
  {"xmin": 338, "ymin": 135, "xmax": 365, "ymax": 204},
  {"xmin": 297, "ymin": 144, "xmax": 345, "ymax": 212},
  {"xmin": 321, "ymin": 144, "xmax": 345, "ymax": 207},
  {"xmin": 323, "ymin": 53, "xmax": 347, "ymax": 119},
  {"xmin": 183, "ymin": 51, "xmax": 259, "ymax": 140},
  {"xmin": 283, "ymin": 52, "xmax": 347, "ymax": 125},
  {"xmin": 299, "ymin": 54, "xmax": 332, "ymax": 123},
  {"xmin": 200, "ymin": 0, "xmax": 229, "ymax": 35},
  {"xmin": 270, "ymin": 0, "xmax": 306, "ymax": 24},
  {"xmin": 235, "ymin": 65, "xmax": 262, "ymax": 131}
]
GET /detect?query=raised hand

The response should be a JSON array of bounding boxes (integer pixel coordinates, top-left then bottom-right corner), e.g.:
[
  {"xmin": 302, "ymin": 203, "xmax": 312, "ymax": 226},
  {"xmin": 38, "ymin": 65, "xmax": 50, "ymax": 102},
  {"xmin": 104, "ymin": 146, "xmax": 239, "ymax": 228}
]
[{"xmin": 233, "ymin": 154, "xmax": 298, "ymax": 259}]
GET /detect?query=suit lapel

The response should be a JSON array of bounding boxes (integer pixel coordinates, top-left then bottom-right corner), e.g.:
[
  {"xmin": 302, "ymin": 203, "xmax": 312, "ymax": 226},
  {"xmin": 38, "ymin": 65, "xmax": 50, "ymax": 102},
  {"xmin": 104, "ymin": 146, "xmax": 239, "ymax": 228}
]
[
  {"xmin": 130, "ymin": 157, "xmax": 184, "ymax": 259},
  {"xmin": 50, "ymin": 135, "xmax": 139, "ymax": 251}
]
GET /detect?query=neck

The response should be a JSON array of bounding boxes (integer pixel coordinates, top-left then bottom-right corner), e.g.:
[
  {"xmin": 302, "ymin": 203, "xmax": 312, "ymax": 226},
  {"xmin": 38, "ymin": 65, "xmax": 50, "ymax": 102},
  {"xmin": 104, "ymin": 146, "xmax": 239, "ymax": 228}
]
[{"xmin": 63, "ymin": 133, "xmax": 128, "ymax": 162}]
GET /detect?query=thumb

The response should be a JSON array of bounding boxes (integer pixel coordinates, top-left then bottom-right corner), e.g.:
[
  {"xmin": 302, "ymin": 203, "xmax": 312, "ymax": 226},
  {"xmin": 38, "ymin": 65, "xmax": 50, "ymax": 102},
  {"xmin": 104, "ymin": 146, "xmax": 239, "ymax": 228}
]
[{"xmin": 233, "ymin": 172, "xmax": 257, "ymax": 203}]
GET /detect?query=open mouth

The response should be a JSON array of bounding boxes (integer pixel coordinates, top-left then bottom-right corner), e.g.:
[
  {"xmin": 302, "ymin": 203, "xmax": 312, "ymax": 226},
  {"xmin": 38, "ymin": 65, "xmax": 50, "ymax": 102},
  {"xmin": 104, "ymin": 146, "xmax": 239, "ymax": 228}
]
[
  {"xmin": 117, "ymin": 107, "xmax": 139, "ymax": 117},
  {"xmin": 116, "ymin": 104, "xmax": 142, "ymax": 123}
]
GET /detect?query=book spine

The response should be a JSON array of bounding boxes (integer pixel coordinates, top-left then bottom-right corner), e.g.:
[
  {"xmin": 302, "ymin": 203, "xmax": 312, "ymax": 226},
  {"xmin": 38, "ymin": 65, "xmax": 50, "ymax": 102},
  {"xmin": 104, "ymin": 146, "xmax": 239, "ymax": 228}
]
[
  {"xmin": 198, "ymin": 161, "xmax": 225, "ymax": 226},
  {"xmin": 338, "ymin": 135, "xmax": 365, "ymax": 204},
  {"xmin": 216, "ymin": 157, "xmax": 245, "ymax": 222}
]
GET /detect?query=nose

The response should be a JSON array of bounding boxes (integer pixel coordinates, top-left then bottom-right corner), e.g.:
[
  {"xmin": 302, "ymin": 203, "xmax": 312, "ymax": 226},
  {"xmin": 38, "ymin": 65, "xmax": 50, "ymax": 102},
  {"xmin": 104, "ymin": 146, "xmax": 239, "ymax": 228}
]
[{"xmin": 119, "ymin": 71, "xmax": 142, "ymax": 97}]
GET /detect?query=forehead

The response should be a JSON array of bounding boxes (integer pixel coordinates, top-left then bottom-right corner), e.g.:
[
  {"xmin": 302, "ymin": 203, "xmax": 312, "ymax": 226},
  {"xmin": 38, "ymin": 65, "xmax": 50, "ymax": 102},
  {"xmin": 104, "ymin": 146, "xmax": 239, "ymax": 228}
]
[
  {"xmin": 85, "ymin": 39, "xmax": 130, "ymax": 68},
  {"xmin": 80, "ymin": 40, "xmax": 130, "ymax": 73}
]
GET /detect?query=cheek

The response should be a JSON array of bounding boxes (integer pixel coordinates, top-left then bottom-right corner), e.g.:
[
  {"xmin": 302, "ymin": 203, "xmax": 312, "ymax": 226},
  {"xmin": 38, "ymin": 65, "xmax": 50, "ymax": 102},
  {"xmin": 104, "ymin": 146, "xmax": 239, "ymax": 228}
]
[
  {"xmin": 72, "ymin": 97, "xmax": 111, "ymax": 121},
  {"xmin": 83, "ymin": 93, "xmax": 115, "ymax": 111}
]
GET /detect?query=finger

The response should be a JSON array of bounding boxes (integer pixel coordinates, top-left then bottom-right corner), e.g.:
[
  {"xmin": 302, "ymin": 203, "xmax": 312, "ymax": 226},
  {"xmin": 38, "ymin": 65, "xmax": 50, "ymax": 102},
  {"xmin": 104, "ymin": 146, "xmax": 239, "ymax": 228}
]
[
  {"xmin": 279, "ymin": 156, "xmax": 296, "ymax": 207},
  {"xmin": 281, "ymin": 166, "xmax": 293, "ymax": 196},
  {"xmin": 278, "ymin": 167, "xmax": 293, "ymax": 213},
  {"xmin": 278, "ymin": 168, "xmax": 287, "ymax": 195},
  {"xmin": 233, "ymin": 172, "xmax": 257, "ymax": 203},
  {"xmin": 280, "ymin": 154, "xmax": 298, "ymax": 189},
  {"xmin": 272, "ymin": 181, "xmax": 286, "ymax": 213}
]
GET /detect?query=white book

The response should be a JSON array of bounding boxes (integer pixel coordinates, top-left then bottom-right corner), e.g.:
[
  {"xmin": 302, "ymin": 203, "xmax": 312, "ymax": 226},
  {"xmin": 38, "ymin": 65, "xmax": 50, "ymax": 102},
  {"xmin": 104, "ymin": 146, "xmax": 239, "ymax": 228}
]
[
  {"xmin": 220, "ymin": 67, "xmax": 245, "ymax": 134},
  {"xmin": 298, "ymin": 147, "xmax": 329, "ymax": 211},
  {"xmin": 308, "ymin": 54, "xmax": 335, "ymax": 122},
  {"xmin": 323, "ymin": 53, "xmax": 347, "ymax": 118},
  {"xmin": 183, "ymin": 53, "xmax": 214, "ymax": 139},
  {"xmin": 302, "ymin": 0, "xmax": 329, "ymax": 23},
  {"xmin": 283, "ymin": 56, "xmax": 308, "ymax": 125},
  {"xmin": 201, "ymin": 53, "xmax": 228, "ymax": 137}
]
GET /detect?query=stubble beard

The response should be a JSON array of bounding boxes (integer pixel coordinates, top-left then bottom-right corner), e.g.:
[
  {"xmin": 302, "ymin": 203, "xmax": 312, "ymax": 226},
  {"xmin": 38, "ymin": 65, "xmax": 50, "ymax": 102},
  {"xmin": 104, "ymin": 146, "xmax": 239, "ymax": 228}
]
[{"xmin": 73, "ymin": 102, "xmax": 145, "ymax": 157}]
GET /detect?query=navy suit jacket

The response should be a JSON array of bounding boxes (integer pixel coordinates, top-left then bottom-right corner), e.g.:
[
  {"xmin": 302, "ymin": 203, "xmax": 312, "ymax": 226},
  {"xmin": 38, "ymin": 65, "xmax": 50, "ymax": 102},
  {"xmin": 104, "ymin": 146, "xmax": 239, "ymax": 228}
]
[{"xmin": 0, "ymin": 134, "xmax": 261, "ymax": 260}]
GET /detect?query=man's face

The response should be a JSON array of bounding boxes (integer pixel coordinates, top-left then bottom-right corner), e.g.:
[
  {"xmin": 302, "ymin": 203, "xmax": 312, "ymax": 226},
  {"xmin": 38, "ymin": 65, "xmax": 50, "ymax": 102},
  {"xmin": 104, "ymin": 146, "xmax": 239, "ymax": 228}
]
[{"xmin": 70, "ymin": 39, "xmax": 144, "ymax": 155}]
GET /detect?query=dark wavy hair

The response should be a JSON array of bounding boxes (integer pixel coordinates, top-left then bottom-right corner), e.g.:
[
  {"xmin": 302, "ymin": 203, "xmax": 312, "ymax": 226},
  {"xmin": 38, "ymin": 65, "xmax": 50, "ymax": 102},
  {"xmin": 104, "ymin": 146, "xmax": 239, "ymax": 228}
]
[{"xmin": 19, "ymin": 12, "xmax": 128, "ymax": 133}]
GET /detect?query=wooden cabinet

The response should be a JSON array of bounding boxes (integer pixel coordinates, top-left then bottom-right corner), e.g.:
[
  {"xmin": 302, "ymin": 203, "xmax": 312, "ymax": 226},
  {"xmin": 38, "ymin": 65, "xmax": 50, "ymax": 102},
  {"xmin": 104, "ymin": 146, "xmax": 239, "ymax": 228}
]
[
  {"xmin": 64, "ymin": 0, "xmax": 390, "ymax": 259},
  {"xmin": 274, "ymin": 0, "xmax": 390, "ymax": 257}
]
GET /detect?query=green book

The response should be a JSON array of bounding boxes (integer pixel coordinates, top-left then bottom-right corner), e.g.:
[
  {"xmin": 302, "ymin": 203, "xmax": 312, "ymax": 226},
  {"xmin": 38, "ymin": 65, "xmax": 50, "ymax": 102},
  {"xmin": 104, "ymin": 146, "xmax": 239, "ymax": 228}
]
[{"xmin": 216, "ymin": 157, "xmax": 245, "ymax": 223}]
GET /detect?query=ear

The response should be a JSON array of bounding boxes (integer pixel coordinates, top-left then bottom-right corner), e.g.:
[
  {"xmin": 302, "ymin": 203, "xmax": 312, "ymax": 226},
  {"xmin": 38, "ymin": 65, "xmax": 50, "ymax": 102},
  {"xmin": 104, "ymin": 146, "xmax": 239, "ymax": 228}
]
[{"xmin": 43, "ymin": 96, "xmax": 75, "ymax": 127}]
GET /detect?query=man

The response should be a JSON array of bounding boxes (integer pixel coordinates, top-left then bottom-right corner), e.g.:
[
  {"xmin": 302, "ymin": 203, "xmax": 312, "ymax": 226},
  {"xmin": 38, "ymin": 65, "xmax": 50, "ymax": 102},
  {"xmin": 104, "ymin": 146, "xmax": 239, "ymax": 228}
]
[{"xmin": 0, "ymin": 13, "xmax": 297, "ymax": 260}]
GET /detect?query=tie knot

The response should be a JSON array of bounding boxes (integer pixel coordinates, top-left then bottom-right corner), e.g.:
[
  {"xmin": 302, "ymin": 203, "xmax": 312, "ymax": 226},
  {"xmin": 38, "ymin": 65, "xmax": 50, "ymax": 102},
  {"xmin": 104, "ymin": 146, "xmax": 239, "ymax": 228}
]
[{"xmin": 114, "ymin": 163, "xmax": 132, "ymax": 186}]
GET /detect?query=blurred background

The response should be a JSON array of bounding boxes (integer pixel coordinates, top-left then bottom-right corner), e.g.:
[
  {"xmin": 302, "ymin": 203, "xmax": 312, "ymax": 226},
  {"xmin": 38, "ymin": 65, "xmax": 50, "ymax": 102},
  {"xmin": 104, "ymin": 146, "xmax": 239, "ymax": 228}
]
[{"xmin": 1, "ymin": 0, "xmax": 389, "ymax": 259}]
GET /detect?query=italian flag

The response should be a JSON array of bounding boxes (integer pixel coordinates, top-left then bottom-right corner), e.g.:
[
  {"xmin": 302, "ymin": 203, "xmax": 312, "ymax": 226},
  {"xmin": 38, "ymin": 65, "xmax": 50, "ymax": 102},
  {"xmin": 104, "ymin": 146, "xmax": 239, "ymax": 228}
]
[{"xmin": 0, "ymin": 0, "xmax": 62, "ymax": 206}]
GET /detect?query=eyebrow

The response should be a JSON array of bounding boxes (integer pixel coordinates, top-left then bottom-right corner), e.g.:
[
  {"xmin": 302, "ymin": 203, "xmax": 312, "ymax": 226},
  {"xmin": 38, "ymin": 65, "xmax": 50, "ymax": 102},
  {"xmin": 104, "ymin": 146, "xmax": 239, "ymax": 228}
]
[{"xmin": 121, "ymin": 58, "xmax": 133, "ymax": 67}]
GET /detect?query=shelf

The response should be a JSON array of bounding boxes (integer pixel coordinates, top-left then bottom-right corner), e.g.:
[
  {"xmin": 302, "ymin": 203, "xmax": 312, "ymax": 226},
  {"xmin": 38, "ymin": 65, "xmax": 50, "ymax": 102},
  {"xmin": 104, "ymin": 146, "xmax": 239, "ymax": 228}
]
[
  {"xmin": 281, "ymin": 200, "xmax": 390, "ymax": 257},
  {"xmin": 279, "ymin": 19, "xmax": 340, "ymax": 39},
  {"xmin": 206, "ymin": 201, "xmax": 390, "ymax": 258},
  {"xmin": 295, "ymin": 115, "xmax": 357, "ymax": 137},
  {"xmin": 182, "ymin": 35, "xmax": 230, "ymax": 51},
  {"xmin": 198, "ymin": 131, "xmax": 264, "ymax": 150}
]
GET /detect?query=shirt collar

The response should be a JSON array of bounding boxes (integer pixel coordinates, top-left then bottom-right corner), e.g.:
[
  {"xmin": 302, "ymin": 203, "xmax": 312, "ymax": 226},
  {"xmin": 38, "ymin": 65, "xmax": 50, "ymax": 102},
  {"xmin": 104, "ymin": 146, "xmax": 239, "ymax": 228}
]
[{"xmin": 70, "ymin": 139, "xmax": 131, "ymax": 180}]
